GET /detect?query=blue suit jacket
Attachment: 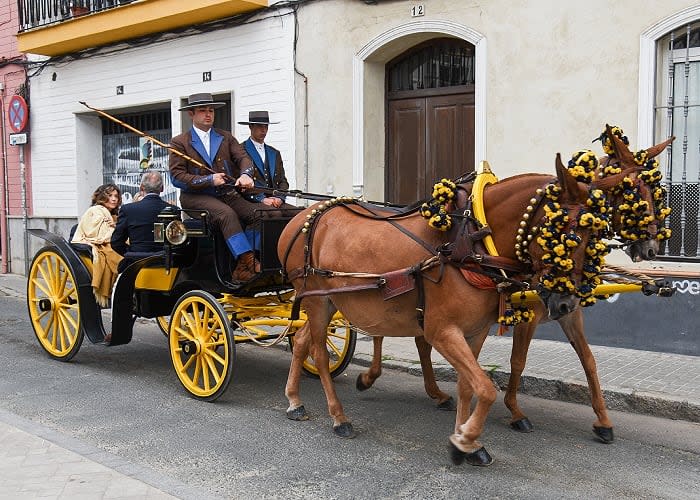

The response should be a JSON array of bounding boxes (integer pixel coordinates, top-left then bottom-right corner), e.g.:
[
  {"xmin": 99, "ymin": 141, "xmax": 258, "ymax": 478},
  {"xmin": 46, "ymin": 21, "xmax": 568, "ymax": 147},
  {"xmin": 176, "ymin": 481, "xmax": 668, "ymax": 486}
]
[
  {"xmin": 111, "ymin": 194, "xmax": 171, "ymax": 255},
  {"xmin": 242, "ymin": 138, "xmax": 288, "ymax": 202}
]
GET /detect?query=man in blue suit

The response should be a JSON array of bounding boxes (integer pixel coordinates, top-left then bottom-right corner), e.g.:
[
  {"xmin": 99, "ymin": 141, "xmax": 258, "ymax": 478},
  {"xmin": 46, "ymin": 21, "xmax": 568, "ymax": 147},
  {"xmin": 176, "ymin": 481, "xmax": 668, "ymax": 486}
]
[
  {"xmin": 111, "ymin": 171, "xmax": 170, "ymax": 260},
  {"xmin": 238, "ymin": 110, "xmax": 292, "ymax": 209}
]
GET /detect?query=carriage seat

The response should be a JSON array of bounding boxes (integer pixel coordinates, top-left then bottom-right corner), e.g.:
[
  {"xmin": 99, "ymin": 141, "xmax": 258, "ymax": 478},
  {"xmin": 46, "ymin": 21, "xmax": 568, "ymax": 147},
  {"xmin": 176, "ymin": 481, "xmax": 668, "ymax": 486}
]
[
  {"xmin": 118, "ymin": 250, "xmax": 165, "ymax": 273},
  {"xmin": 68, "ymin": 224, "xmax": 93, "ymax": 258}
]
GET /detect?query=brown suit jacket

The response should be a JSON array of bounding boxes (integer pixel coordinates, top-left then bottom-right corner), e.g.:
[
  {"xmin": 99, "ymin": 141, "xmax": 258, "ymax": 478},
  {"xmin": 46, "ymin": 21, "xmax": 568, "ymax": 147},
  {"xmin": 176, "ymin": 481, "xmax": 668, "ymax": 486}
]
[{"xmin": 169, "ymin": 127, "xmax": 253, "ymax": 196}]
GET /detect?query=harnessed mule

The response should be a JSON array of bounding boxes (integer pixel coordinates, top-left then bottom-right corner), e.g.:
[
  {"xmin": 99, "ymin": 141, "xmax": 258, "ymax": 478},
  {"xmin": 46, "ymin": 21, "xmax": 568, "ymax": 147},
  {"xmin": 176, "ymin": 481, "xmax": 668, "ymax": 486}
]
[{"xmin": 278, "ymin": 158, "xmax": 604, "ymax": 466}]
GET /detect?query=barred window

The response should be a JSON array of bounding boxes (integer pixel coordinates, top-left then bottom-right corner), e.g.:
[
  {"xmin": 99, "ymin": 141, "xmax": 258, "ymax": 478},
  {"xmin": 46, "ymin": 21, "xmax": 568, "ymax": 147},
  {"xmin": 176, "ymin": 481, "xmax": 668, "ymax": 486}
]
[
  {"xmin": 655, "ymin": 22, "xmax": 700, "ymax": 260},
  {"xmin": 387, "ymin": 38, "xmax": 474, "ymax": 93}
]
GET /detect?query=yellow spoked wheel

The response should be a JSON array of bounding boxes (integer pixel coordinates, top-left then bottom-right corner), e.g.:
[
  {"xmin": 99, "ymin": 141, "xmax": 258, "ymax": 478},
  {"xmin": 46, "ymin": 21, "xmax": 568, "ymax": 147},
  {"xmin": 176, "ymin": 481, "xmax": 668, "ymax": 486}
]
[
  {"xmin": 169, "ymin": 291, "xmax": 234, "ymax": 401},
  {"xmin": 156, "ymin": 316, "xmax": 170, "ymax": 337},
  {"xmin": 289, "ymin": 319, "xmax": 356, "ymax": 378},
  {"xmin": 26, "ymin": 247, "xmax": 83, "ymax": 361}
]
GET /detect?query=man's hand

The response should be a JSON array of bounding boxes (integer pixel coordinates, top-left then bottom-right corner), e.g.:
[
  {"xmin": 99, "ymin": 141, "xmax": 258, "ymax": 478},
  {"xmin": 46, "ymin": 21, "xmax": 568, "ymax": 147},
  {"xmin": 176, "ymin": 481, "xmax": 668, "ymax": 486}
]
[
  {"xmin": 235, "ymin": 173, "xmax": 254, "ymax": 190},
  {"xmin": 262, "ymin": 197, "xmax": 283, "ymax": 208},
  {"xmin": 212, "ymin": 172, "xmax": 228, "ymax": 186}
]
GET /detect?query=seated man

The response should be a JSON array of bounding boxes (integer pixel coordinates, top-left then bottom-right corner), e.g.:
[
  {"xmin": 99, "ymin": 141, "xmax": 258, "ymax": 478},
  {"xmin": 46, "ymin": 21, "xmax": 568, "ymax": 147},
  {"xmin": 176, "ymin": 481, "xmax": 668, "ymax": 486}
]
[
  {"xmin": 169, "ymin": 93, "xmax": 277, "ymax": 282},
  {"xmin": 111, "ymin": 171, "xmax": 170, "ymax": 271}
]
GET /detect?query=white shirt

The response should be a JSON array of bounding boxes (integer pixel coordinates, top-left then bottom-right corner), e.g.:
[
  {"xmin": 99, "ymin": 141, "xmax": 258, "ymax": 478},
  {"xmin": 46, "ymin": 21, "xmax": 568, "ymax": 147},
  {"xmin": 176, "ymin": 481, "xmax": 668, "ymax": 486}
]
[
  {"xmin": 193, "ymin": 126, "xmax": 211, "ymax": 157},
  {"xmin": 252, "ymin": 139, "xmax": 266, "ymax": 163}
]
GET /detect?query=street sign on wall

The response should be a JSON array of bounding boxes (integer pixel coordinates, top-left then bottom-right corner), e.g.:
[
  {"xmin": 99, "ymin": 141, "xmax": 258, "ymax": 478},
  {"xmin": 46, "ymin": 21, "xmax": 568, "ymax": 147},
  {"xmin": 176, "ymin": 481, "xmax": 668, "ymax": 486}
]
[{"xmin": 8, "ymin": 95, "xmax": 29, "ymax": 133}]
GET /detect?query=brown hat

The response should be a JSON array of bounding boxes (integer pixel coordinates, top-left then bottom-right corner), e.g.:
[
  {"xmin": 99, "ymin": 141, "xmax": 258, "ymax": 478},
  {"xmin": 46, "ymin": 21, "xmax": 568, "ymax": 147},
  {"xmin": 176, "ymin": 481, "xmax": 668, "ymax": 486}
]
[
  {"xmin": 237, "ymin": 110, "xmax": 279, "ymax": 125},
  {"xmin": 178, "ymin": 93, "xmax": 226, "ymax": 111}
]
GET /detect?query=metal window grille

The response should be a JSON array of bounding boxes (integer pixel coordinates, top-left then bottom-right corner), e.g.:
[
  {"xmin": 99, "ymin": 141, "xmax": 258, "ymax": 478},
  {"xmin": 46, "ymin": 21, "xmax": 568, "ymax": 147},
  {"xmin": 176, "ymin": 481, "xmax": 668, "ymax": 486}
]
[
  {"xmin": 388, "ymin": 38, "xmax": 474, "ymax": 92},
  {"xmin": 101, "ymin": 109, "xmax": 177, "ymax": 205},
  {"xmin": 655, "ymin": 22, "xmax": 700, "ymax": 260}
]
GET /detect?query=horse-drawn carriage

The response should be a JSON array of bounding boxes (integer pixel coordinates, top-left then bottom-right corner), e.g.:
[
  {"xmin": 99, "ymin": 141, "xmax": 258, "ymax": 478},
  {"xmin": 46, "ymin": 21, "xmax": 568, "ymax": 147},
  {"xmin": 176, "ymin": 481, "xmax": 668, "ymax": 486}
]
[{"xmin": 26, "ymin": 206, "xmax": 357, "ymax": 401}]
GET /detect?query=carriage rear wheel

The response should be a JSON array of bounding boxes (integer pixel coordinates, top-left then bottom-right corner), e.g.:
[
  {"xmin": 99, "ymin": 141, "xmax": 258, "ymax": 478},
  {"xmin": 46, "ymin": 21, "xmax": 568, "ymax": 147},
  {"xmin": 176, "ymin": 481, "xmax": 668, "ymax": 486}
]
[
  {"xmin": 169, "ymin": 291, "xmax": 235, "ymax": 401},
  {"xmin": 289, "ymin": 318, "xmax": 356, "ymax": 378},
  {"xmin": 26, "ymin": 247, "xmax": 84, "ymax": 361},
  {"xmin": 156, "ymin": 316, "xmax": 169, "ymax": 337}
]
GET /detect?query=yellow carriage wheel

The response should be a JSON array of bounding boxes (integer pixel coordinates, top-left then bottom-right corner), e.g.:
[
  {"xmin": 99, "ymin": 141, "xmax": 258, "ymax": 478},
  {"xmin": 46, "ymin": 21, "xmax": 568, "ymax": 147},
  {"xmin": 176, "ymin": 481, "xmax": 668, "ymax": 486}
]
[
  {"xmin": 26, "ymin": 247, "xmax": 84, "ymax": 361},
  {"xmin": 156, "ymin": 316, "xmax": 170, "ymax": 337},
  {"xmin": 169, "ymin": 291, "xmax": 235, "ymax": 401},
  {"xmin": 289, "ymin": 319, "xmax": 357, "ymax": 379}
]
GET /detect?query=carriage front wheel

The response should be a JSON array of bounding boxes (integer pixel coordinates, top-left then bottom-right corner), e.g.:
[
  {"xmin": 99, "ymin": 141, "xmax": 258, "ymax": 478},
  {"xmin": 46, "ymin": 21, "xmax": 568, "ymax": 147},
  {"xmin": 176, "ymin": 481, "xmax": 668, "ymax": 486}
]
[
  {"xmin": 169, "ymin": 291, "xmax": 235, "ymax": 401},
  {"xmin": 289, "ymin": 318, "xmax": 357, "ymax": 378},
  {"xmin": 26, "ymin": 247, "xmax": 84, "ymax": 361}
]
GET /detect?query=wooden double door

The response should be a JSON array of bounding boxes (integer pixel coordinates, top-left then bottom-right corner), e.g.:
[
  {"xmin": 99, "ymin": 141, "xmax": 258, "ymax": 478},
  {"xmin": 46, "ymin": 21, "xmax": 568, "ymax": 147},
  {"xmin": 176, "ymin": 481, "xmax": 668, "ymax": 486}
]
[{"xmin": 387, "ymin": 91, "xmax": 474, "ymax": 205}]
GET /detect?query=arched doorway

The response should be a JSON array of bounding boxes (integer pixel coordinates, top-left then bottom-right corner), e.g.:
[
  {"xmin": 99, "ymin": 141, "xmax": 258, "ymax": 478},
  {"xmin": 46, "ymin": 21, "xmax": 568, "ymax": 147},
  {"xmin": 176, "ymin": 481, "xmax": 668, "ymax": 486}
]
[{"xmin": 386, "ymin": 38, "xmax": 475, "ymax": 204}]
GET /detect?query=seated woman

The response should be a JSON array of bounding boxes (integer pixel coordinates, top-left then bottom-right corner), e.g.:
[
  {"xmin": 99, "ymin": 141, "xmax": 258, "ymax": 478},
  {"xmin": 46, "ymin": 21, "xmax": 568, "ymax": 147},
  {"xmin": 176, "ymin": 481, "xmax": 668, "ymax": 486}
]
[{"xmin": 71, "ymin": 183, "xmax": 124, "ymax": 308}]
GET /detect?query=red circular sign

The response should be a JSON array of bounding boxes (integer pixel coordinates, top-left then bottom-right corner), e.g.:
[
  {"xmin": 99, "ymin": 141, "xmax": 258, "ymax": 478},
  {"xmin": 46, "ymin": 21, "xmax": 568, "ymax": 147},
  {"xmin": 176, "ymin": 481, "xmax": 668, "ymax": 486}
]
[{"xmin": 8, "ymin": 95, "xmax": 28, "ymax": 133}]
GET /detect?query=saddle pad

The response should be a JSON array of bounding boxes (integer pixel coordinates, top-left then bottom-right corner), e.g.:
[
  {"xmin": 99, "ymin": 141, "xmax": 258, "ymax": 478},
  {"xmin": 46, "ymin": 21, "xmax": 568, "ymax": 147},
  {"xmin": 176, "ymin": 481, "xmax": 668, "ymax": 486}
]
[{"xmin": 381, "ymin": 269, "xmax": 416, "ymax": 300}]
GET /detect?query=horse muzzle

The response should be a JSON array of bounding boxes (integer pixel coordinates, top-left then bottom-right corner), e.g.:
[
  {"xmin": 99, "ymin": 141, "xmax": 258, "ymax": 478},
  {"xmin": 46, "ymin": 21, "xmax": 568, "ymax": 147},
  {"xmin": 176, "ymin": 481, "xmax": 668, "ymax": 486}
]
[{"xmin": 545, "ymin": 292, "xmax": 579, "ymax": 320}]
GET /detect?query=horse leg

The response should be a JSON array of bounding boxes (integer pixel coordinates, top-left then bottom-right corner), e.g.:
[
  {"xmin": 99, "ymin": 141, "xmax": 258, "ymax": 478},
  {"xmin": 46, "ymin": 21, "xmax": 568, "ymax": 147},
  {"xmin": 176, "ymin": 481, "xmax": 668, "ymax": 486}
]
[
  {"xmin": 285, "ymin": 320, "xmax": 311, "ymax": 421},
  {"xmin": 286, "ymin": 296, "xmax": 354, "ymax": 438},
  {"xmin": 355, "ymin": 336, "xmax": 384, "ymax": 391},
  {"xmin": 430, "ymin": 326, "xmax": 496, "ymax": 466},
  {"xmin": 415, "ymin": 336, "xmax": 455, "ymax": 410},
  {"xmin": 558, "ymin": 310, "xmax": 614, "ymax": 443},
  {"xmin": 452, "ymin": 328, "xmax": 491, "ymax": 431},
  {"xmin": 505, "ymin": 319, "xmax": 538, "ymax": 433}
]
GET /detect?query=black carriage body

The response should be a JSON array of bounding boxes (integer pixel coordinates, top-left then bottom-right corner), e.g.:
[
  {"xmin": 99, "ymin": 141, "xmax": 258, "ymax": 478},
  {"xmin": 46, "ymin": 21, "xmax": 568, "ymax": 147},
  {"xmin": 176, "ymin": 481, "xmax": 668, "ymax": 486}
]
[{"xmin": 28, "ymin": 207, "xmax": 303, "ymax": 346}]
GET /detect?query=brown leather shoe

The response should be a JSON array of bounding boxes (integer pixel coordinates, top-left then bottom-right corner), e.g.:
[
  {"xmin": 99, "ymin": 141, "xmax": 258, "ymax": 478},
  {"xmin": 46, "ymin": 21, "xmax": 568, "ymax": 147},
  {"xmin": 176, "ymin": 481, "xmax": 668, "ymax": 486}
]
[{"xmin": 231, "ymin": 252, "xmax": 260, "ymax": 282}]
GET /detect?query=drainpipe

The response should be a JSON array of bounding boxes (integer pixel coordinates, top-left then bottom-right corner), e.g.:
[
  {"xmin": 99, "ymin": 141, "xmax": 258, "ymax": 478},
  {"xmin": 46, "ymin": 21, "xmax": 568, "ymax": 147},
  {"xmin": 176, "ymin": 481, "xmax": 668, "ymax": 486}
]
[
  {"xmin": 0, "ymin": 81, "xmax": 9, "ymax": 274},
  {"xmin": 292, "ymin": 5, "xmax": 309, "ymax": 192}
]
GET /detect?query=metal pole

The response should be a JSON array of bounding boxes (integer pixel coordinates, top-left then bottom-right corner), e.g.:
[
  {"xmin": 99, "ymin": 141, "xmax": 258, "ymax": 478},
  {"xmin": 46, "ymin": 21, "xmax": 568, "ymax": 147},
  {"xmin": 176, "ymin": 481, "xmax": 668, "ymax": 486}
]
[
  {"xmin": 20, "ymin": 144, "xmax": 28, "ymax": 275},
  {"xmin": 0, "ymin": 87, "xmax": 8, "ymax": 273}
]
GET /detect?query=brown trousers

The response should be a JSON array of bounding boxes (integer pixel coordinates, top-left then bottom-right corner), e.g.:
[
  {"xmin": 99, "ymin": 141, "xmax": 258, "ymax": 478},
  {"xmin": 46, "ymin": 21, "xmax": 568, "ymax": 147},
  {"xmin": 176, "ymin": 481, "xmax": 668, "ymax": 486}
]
[{"xmin": 179, "ymin": 191, "xmax": 293, "ymax": 239}]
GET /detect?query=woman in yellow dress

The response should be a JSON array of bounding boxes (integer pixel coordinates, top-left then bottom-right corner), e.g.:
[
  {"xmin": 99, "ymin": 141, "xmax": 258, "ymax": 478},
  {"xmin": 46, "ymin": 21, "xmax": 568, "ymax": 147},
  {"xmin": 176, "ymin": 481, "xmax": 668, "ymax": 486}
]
[{"xmin": 71, "ymin": 184, "xmax": 124, "ymax": 307}]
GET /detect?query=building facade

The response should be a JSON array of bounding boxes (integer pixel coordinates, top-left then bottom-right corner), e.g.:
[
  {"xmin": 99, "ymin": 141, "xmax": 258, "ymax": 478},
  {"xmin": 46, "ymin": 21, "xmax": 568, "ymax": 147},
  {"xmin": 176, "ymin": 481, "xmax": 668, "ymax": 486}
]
[
  {"xmin": 9, "ymin": 0, "xmax": 700, "ymax": 354},
  {"xmin": 1, "ymin": 0, "xmax": 30, "ymax": 274}
]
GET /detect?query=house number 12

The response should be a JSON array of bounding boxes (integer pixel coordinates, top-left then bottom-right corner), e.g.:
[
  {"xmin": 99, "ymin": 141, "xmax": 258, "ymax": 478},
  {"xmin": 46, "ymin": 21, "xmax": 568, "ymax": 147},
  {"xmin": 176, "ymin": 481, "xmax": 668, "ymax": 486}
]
[{"xmin": 411, "ymin": 4, "xmax": 424, "ymax": 17}]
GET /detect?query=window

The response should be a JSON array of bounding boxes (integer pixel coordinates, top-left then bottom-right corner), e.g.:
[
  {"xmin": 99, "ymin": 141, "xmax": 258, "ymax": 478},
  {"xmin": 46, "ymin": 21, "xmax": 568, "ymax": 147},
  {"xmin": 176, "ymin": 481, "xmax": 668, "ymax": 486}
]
[
  {"xmin": 101, "ymin": 109, "xmax": 176, "ymax": 205},
  {"xmin": 655, "ymin": 22, "xmax": 700, "ymax": 260}
]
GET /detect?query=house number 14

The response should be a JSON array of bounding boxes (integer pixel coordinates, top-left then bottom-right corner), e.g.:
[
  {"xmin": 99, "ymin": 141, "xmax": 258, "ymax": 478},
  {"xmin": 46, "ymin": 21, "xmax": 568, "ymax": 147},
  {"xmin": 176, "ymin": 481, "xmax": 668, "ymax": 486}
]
[{"xmin": 411, "ymin": 4, "xmax": 424, "ymax": 17}]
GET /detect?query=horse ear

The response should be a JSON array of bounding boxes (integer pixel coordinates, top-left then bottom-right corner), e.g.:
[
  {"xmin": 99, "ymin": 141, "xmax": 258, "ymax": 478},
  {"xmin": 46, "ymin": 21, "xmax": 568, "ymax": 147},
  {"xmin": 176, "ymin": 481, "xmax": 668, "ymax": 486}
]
[
  {"xmin": 645, "ymin": 136, "xmax": 675, "ymax": 159},
  {"xmin": 555, "ymin": 153, "xmax": 579, "ymax": 199},
  {"xmin": 606, "ymin": 124, "xmax": 635, "ymax": 164}
]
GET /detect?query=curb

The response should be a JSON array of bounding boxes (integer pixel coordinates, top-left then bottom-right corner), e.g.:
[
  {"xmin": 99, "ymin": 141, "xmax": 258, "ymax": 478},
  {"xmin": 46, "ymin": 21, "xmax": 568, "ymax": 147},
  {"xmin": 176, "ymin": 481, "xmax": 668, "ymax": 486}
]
[{"xmin": 351, "ymin": 354, "xmax": 700, "ymax": 424}]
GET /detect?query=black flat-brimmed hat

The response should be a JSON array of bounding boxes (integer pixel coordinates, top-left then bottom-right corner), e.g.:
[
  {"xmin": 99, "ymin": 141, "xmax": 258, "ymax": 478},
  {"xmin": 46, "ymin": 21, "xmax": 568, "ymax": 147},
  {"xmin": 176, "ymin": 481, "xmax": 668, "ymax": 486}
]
[
  {"xmin": 237, "ymin": 110, "xmax": 279, "ymax": 125},
  {"xmin": 178, "ymin": 93, "xmax": 226, "ymax": 111}
]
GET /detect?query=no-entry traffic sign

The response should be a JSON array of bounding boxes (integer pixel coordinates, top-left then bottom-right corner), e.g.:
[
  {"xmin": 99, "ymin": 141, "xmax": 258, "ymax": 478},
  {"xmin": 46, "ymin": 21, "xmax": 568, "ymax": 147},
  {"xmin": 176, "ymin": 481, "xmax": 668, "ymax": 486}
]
[{"xmin": 8, "ymin": 95, "xmax": 28, "ymax": 133}]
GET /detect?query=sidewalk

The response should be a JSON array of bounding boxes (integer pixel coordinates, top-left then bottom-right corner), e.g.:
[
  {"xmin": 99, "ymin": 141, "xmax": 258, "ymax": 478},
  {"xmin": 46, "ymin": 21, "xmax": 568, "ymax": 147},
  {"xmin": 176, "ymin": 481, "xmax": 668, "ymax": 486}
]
[{"xmin": 1, "ymin": 272, "xmax": 698, "ymax": 498}]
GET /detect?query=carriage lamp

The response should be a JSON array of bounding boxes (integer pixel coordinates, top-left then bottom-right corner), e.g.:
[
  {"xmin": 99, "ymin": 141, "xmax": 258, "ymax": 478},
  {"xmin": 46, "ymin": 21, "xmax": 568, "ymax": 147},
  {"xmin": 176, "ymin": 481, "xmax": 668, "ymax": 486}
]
[{"xmin": 165, "ymin": 220, "xmax": 188, "ymax": 245}]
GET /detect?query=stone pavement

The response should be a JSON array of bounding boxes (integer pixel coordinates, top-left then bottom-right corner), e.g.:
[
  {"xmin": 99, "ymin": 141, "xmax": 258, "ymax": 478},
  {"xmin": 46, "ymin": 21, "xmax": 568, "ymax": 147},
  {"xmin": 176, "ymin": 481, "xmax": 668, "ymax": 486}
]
[{"xmin": 1, "ymin": 271, "xmax": 698, "ymax": 498}]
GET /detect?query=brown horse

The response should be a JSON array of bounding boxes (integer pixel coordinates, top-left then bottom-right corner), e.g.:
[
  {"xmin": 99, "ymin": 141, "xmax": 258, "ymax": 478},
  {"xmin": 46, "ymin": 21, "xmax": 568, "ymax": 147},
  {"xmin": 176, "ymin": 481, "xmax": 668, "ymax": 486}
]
[
  {"xmin": 357, "ymin": 127, "xmax": 675, "ymax": 445},
  {"xmin": 278, "ymin": 159, "xmax": 605, "ymax": 466}
]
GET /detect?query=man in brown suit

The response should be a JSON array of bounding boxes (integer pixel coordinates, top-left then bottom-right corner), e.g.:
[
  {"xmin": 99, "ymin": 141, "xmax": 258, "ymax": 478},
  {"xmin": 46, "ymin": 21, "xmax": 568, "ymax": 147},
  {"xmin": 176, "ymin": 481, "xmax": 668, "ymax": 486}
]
[{"xmin": 169, "ymin": 93, "xmax": 262, "ymax": 282}]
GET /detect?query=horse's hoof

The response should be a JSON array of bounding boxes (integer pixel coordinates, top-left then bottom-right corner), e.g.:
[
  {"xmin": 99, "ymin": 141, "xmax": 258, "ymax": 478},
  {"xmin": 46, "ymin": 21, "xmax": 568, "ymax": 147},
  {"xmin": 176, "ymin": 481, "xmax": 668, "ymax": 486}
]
[
  {"xmin": 436, "ymin": 397, "xmax": 456, "ymax": 411},
  {"xmin": 510, "ymin": 418, "xmax": 534, "ymax": 433},
  {"xmin": 448, "ymin": 443, "xmax": 493, "ymax": 466},
  {"xmin": 333, "ymin": 422, "xmax": 355, "ymax": 438},
  {"xmin": 286, "ymin": 405, "xmax": 309, "ymax": 421},
  {"xmin": 356, "ymin": 375, "xmax": 371, "ymax": 391},
  {"xmin": 593, "ymin": 425, "xmax": 614, "ymax": 443}
]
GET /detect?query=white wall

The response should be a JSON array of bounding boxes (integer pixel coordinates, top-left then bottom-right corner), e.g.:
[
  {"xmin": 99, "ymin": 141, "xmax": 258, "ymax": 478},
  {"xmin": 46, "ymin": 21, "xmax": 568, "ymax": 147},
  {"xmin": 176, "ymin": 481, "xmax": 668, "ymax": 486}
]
[{"xmin": 28, "ymin": 10, "xmax": 296, "ymax": 217}]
